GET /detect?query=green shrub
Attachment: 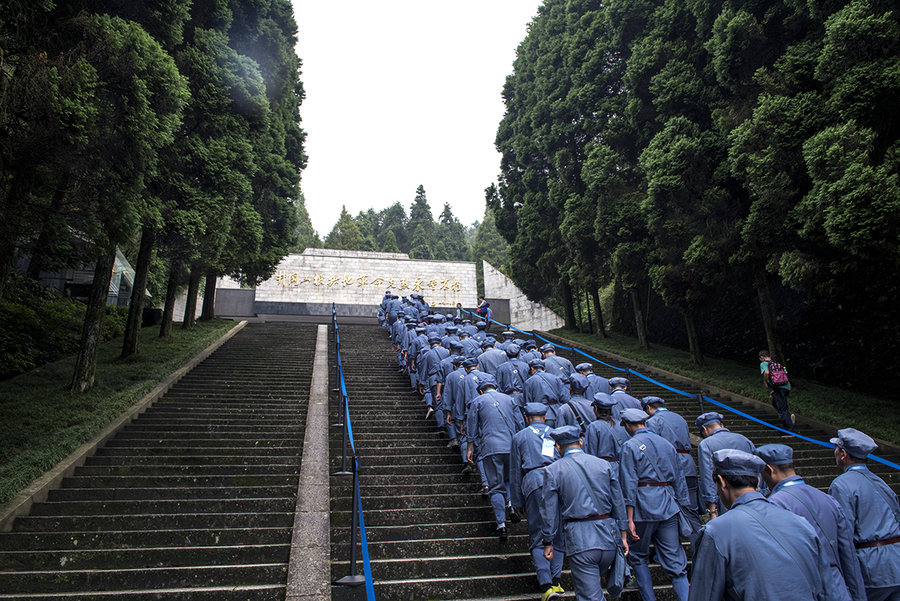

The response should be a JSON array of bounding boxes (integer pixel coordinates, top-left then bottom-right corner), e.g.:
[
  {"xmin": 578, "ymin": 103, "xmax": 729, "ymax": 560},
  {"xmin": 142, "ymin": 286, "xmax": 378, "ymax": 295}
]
[{"xmin": 0, "ymin": 275, "xmax": 128, "ymax": 379}]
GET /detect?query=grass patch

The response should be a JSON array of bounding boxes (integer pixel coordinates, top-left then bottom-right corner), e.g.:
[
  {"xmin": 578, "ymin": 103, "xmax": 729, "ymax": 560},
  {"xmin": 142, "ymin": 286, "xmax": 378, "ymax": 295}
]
[
  {"xmin": 550, "ymin": 328, "xmax": 900, "ymax": 447},
  {"xmin": 0, "ymin": 319, "xmax": 237, "ymax": 505}
]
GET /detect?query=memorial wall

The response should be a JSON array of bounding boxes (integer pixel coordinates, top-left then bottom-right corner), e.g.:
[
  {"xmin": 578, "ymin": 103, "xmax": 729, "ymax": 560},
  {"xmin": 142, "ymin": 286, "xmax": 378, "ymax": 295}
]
[{"xmin": 217, "ymin": 248, "xmax": 478, "ymax": 317}]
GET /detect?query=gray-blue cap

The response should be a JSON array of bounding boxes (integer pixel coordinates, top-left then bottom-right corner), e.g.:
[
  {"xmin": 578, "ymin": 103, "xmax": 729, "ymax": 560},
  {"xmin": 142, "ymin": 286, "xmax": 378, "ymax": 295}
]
[
  {"xmin": 620, "ymin": 408, "xmax": 650, "ymax": 423},
  {"xmin": 462, "ymin": 357, "xmax": 478, "ymax": 368},
  {"xmin": 569, "ymin": 373, "xmax": 589, "ymax": 394},
  {"xmin": 427, "ymin": 335, "xmax": 441, "ymax": 344},
  {"xmin": 592, "ymin": 392, "xmax": 616, "ymax": 409},
  {"xmin": 712, "ymin": 449, "xmax": 765, "ymax": 477},
  {"xmin": 830, "ymin": 428, "xmax": 877, "ymax": 459},
  {"xmin": 608, "ymin": 376, "xmax": 629, "ymax": 388},
  {"xmin": 528, "ymin": 358, "xmax": 545, "ymax": 369},
  {"xmin": 449, "ymin": 341, "xmax": 463, "ymax": 351},
  {"xmin": 539, "ymin": 343, "xmax": 556, "ymax": 353},
  {"xmin": 476, "ymin": 374, "xmax": 498, "ymax": 391},
  {"xmin": 641, "ymin": 396, "xmax": 665, "ymax": 408},
  {"xmin": 524, "ymin": 402, "xmax": 548, "ymax": 416},
  {"xmin": 756, "ymin": 443, "xmax": 794, "ymax": 466},
  {"xmin": 695, "ymin": 412, "xmax": 724, "ymax": 429},
  {"xmin": 575, "ymin": 362, "xmax": 593, "ymax": 372},
  {"xmin": 505, "ymin": 344, "xmax": 521, "ymax": 358},
  {"xmin": 549, "ymin": 425, "xmax": 582, "ymax": 445}
]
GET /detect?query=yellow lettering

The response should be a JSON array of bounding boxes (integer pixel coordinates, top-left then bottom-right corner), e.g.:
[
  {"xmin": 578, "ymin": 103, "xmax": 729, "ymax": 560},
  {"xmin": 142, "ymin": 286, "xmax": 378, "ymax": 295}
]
[{"xmin": 276, "ymin": 271, "xmax": 287, "ymax": 287}]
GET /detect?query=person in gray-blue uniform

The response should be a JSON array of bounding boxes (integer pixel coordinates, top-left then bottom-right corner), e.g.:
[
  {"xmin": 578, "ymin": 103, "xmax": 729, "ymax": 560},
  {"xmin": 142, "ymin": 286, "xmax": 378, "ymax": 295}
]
[
  {"xmin": 457, "ymin": 358, "xmax": 492, "ymax": 492},
  {"xmin": 522, "ymin": 340, "xmax": 541, "ymax": 364},
  {"xmin": 688, "ymin": 449, "xmax": 840, "ymax": 601},
  {"xmin": 556, "ymin": 374, "xmax": 595, "ymax": 434},
  {"xmin": 398, "ymin": 321, "xmax": 417, "ymax": 373},
  {"xmin": 473, "ymin": 321, "xmax": 488, "ymax": 342},
  {"xmin": 460, "ymin": 319, "xmax": 477, "ymax": 337},
  {"xmin": 575, "ymin": 363, "xmax": 611, "ymax": 400},
  {"xmin": 540, "ymin": 344, "xmax": 576, "ymax": 380},
  {"xmin": 441, "ymin": 324, "xmax": 459, "ymax": 348},
  {"xmin": 757, "ymin": 443, "xmax": 865, "ymax": 601},
  {"xmin": 425, "ymin": 314, "xmax": 442, "ymax": 338},
  {"xmin": 477, "ymin": 338, "xmax": 509, "ymax": 376},
  {"xmin": 695, "ymin": 412, "xmax": 755, "ymax": 518},
  {"xmin": 496, "ymin": 331, "xmax": 516, "ymax": 353},
  {"xmin": 408, "ymin": 326, "xmax": 428, "ymax": 392},
  {"xmin": 525, "ymin": 359, "xmax": 569, "ymax": 428},
  {"xmin": 386, "ymin": 294, "xmax": 402, "ymax": 325},
  {"xmin": 436, "ymin": 350, "xmax": 464, "ymax": 450},
  {"xmin": 619, "ymin": 408, "xmax": 690, "ymax": 601},
  {"xmin": 584, "ymin": 394, "xmax": 629, "ymax": 462},
  {"xmin": 541, "ymin": 425, "xmax": 629, "ymax": 601},
  {"xmin": 609, "ymin": 377, "xmax": 641, "ymax": 423},
  {"xmin": 443, "ymin": 355, "xmax": 470, "ymax": 463},
  {"xmin": 643, "ymin": 396, "xmax": 701, "ymax": 543},
  {"xmin": 510, "ymin": 403, "xmax": 565, "ymax": 601},
  {"xmin": 496, "ymin": 344, "xmax": 529, "ymax": 410},
  {"xmin": 420, "ymin": 336, "xmax": 449, "ymax": 423},
  {"xmin": 458, "ymin": 329, "xmax": 482, "ymax": 359},
  {"xmin": 466, "ymin": 375, "xmax": 524, "ymax": 540},
  {"xmin": 828, "ymin": 428, "xmax": 900, "ymax": 601}
]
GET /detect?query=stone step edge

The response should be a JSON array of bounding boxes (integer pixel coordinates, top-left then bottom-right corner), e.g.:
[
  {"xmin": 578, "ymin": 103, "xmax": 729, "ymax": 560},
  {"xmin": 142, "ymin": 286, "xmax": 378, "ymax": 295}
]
[
  {"xmin": 0, "ymin": 321, "xmax": 249, "ymax": 533},
  {"xmin": 0, "ymin": 583, "xmax": 282, "ymax": 599}
]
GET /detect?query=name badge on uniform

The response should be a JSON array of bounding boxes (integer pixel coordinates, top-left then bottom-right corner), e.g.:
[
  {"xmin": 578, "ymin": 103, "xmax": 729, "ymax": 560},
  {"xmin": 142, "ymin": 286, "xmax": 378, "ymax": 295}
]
[{"xmin": 541, "ymin": 436, "xmax": 556, "ymax": 457}]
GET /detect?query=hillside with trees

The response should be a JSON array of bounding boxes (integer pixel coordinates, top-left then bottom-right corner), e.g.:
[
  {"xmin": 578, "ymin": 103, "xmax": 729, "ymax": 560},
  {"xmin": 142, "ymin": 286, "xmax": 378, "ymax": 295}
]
[
  {"xmin": 489, "ymin": 0, "xmax": 898, "ymax": 393},
  {"xmin": 1, "ymin": 0, "xmax": 306, "ymax": 390}
]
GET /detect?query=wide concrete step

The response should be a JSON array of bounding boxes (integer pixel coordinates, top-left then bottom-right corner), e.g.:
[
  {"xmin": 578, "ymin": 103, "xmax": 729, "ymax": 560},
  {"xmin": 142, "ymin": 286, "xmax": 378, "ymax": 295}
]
[
  {"xmin": 0, "ymin": 543, "xmax": 289, "ymax": 571},
  {"xmin": 11, "ymin": 512, "xmax": 296, "ymax": 534},
  {"xmin": 0, "ymin": 563, "xmax": 287, "ymax": 594},
  {"xmin": 0, "ymin": 584, "xmax": 285, "ymax": 600},
  {"xmin": 0, "ymin": 528, "xmax": 291, "ymax": 551},
  {"xmin": 47, "ymin": 486, "xmax": 296, "ymax": 502}
]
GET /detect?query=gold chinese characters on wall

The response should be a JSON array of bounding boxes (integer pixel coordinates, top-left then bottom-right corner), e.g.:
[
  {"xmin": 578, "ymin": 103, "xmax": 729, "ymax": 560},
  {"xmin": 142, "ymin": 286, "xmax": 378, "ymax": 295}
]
[{"xmin": 273, "ymin": 271, "xmax": 464, "ymax": 294}]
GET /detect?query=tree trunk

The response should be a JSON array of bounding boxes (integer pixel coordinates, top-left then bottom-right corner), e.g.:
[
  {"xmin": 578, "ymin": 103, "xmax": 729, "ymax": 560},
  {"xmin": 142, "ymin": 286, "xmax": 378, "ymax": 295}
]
[
  {"xmin": 182, "ymin": 265, "xmax": 202, "ymax": 329},
  {"xmin": 630, "ymin": 288, "xmax": 649, "ymax": 350},
  {"xmin": 70, "ymin": 243, "xmax": 117, "ymax": 392},
  {"xmin": 561, "ymin": 279, "xmax": 576, "ymax": 330},
  {"xmin": 753, "ymin": 264, "xmax": 783, "ymax": 361},
  {"xmin": 682, "ymin": 309, "xmax": 705, "ymax": 366},
  {"xmin": 121, "ymin": 227, "xmax": 155, "ymax": 358},
  {"xmin": 591, "ymin": 286, "xmax": 607, "ymax": 338},
  {"xmin": 574, "ymin": 286, "xmax": 584, "ymax": 331},
  {"xmin": 159, "ymin": 262, "xmax": 180, "ymax": 338},
  {"xmin": 199, "ymin": 268, "xmax": 216, "ymax": 321}
]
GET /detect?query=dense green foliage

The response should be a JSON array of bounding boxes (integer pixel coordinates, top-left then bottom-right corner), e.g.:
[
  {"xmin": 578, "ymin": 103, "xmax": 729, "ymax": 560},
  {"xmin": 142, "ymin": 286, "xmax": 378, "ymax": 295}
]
[
  {"xmin": 0, "ymin": 0, "xmax": 308, "ymax": 390},
  {"xmin": 0, "ymin": 276, "xmax": 126, "ymax": 379},
  {"xmin": 491, "ymin": 0, "xmax": 899, "ymax": 392}
]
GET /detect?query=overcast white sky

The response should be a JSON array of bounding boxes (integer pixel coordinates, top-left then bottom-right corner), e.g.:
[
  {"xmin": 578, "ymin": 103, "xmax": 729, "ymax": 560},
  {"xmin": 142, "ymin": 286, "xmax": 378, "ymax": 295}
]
[{"xmin": 291, "ymin": 1, "xmax": 542, "ymax": 235}]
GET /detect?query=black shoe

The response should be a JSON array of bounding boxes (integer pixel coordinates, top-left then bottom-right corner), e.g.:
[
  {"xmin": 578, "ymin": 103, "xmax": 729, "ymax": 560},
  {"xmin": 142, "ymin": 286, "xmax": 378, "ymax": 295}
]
[
  {"xmin": 481, "ymin": 486, "xmax": 490, "ymax": 498},
  {"xmin": 496, "ymin": 526, "xmax": 508, "ymax": 542},
  {"xmin": 507, "ymin": 507, "xmax": 521, "ymax": 524},
  {"xmin": 461, "ymin": 464, "xmax": 475, "ymax": 475},
  {"xmin": 425, "ymin": 407, "xmax": 434, "ymax": 420}
]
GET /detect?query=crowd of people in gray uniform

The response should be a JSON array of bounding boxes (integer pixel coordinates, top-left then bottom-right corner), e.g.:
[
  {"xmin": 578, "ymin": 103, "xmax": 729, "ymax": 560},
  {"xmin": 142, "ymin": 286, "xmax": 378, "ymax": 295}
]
[{"xmin": 377, "ymin": 292, "xmax": 900, "ymax": 601}]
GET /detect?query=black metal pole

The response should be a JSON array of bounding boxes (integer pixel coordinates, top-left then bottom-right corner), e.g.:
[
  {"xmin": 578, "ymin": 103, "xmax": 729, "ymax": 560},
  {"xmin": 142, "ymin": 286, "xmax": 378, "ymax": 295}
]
[
  {"xmin": 334, "ymin": 458, "xmax": 365, "ymax": 586},
  {"xmin": 333, "ymin": 396, "xmax": 352, "ymax": 476}
]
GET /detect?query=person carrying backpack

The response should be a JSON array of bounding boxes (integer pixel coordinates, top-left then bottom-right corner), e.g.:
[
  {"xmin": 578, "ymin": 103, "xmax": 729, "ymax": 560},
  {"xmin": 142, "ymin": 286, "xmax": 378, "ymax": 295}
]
[{"xmin": 759, "ymin": 350, "xmax": 795, "ymax": 433}]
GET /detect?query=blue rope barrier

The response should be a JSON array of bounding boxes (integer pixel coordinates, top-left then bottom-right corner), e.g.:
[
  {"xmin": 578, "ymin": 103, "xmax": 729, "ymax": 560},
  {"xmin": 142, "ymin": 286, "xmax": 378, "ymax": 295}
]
[
  {"xmin": 332, "ymin": 305, "xmax": 376, "ymax": 599},
  {"xmin": 356, "ymin": 461, "xmax": 376, "ymax": 601},
  {"xmin": 458, "ymin": 306, "xmax": 899, "ymax": 472}
]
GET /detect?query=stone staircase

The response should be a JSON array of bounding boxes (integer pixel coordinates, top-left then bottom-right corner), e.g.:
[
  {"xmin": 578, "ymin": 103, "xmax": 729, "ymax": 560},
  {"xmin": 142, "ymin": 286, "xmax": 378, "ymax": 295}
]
[
  {"xmin": 0, "ymin": 322, "xmax": 317, "ymax": 600},
  {"xmin": 329, "ymin": 322, "xmax": 898, "ymax": 601}
]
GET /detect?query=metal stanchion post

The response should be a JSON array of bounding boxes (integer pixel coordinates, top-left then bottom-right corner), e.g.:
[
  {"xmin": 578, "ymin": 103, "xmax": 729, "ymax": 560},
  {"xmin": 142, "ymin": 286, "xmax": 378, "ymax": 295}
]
[
  {"xmin": 697, "ymin": 390, "xmax": 705, "ymax": 414},
  {"xmin": 332, "ymin": 396, "xmax": 352, "ymax": 477},
  {"xmin": 334, "ymin": 458, "xmax": 365, "ymax": 586}
]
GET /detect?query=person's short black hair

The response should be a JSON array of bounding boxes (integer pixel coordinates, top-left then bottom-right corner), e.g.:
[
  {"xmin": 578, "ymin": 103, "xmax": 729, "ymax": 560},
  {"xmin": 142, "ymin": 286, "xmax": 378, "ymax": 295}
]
[
  {"xmin": 758, "ymin": 350, "xmax": 770, "ymax": 359},
  {"xmin": 714, "ymin": 472, "xmax": 759, "ymax": 489},
  {"xmin": 771, "ymin": 462, "xmax": 795, "ymax": 472}
]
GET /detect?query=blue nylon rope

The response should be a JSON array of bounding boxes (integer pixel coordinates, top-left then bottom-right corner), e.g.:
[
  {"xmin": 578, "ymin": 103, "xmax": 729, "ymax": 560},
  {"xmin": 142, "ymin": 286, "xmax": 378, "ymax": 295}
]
[
  {"xmin": 356, "ymin": 459, "xmax": 376, "ymax": 601},
  {"xmin": 333, "ymin": 308, "xmax": 376, "ymax": 597}
]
